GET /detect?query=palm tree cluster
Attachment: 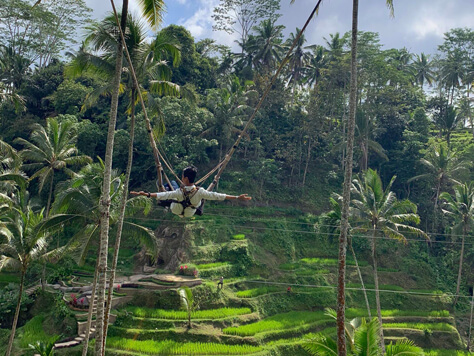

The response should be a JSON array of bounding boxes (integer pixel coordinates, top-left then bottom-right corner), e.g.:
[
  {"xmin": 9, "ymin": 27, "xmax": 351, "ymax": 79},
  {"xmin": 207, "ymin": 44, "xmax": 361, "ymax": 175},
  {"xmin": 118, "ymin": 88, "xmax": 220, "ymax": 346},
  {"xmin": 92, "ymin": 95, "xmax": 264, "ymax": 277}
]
[
  {"xmin": 0, "ymin": 117, "xmax": 156, "ymax": 356},
  {"xmin": 323, "ymin": 169, "xmax": 428, "ymax": 348}
]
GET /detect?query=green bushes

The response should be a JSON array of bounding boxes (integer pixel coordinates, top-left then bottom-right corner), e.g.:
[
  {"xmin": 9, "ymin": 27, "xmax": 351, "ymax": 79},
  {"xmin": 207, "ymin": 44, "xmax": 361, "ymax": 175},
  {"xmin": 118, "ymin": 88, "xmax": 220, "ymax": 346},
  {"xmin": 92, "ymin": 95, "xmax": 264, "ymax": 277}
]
[
  {"xmin": 232, "ymin": 234, "xmax": 246, "ymax": 240},
  {"xmin": 125, "ymin": 306, "xmax": 252, "ymax": 320},
  {"xmin": 236, "ymin": 286, "xmax": 280, "ymax": 298},
  {"xmin": 106, "ymin": 337, "xmax": 262, "ymax": 354},
  {"xmin": 223, "ymin": 311, "xmax": 328, "ymax": 336},
  {"xmin": 177, "ymin": 263, "xmax": 198, "ymax": 277}
]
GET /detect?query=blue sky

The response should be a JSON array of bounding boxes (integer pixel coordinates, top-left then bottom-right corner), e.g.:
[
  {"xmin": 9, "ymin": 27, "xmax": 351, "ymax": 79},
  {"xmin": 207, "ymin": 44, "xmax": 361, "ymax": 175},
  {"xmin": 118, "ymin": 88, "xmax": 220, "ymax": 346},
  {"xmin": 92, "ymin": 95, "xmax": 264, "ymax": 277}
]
[{"xmin": 85, "ymin": 0, "xmax": 474, "ymax": 55}]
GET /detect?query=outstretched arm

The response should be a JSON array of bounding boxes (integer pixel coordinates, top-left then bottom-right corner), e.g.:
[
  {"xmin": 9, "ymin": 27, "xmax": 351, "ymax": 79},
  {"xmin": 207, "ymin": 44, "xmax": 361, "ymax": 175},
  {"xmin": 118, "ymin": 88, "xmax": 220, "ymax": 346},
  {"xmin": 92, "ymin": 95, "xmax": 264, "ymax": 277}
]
[
  {"xmin": 130, "ymin": 191, "xmax": 154, "ymax": 197},
  {"xmin": 130, "ymin": 190, "xmax": 181, "ymax": 200},
  {"xmin": 225, "ymin": 194, "xmax": 252, "ymax": 201}
]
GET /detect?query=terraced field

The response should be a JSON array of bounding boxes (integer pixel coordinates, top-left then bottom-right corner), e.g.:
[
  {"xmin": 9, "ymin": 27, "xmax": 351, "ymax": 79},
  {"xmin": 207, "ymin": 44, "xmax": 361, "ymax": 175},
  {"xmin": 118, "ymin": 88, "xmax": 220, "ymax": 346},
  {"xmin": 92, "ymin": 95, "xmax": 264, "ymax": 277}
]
[{"xmin": 102, "ymin": 284, "xmax": 464, "ymax": 356}]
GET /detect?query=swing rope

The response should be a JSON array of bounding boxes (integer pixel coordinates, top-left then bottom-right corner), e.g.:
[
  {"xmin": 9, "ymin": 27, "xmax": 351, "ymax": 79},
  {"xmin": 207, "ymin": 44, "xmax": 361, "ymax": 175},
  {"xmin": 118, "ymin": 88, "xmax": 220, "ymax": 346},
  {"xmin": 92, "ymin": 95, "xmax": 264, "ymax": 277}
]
[
  {"xmin": 205, "ymin": 0, "xmax": 324, "ymax": 192},
  {"xmin": 110, "ymin": 0, "xmax": 323, "ymax": 193}
]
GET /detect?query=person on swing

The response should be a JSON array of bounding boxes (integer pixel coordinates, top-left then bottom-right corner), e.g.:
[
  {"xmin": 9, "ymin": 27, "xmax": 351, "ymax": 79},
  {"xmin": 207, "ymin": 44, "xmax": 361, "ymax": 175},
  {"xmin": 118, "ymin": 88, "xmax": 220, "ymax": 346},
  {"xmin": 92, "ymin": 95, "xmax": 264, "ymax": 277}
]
[{"xmin": 130, "ymin": 165, "xmax": 251, "ymax": 218}]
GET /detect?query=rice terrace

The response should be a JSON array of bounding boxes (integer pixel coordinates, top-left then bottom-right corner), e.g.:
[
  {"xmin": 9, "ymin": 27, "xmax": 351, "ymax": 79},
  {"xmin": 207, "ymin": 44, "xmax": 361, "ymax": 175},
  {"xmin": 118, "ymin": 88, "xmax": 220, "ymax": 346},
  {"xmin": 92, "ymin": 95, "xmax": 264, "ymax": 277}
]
[{"xmin": 0, "ymin": 0, "xmax": 473, "ymax": 355}]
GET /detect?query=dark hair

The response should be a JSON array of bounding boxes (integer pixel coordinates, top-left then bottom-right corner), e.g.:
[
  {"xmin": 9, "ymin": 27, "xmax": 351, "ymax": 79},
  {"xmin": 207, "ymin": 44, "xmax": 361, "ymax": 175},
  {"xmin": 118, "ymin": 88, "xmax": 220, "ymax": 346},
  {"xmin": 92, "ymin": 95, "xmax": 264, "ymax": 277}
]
[{"xmin": 183, "ymin": 165, "xmax": 198, "ymax": 183}]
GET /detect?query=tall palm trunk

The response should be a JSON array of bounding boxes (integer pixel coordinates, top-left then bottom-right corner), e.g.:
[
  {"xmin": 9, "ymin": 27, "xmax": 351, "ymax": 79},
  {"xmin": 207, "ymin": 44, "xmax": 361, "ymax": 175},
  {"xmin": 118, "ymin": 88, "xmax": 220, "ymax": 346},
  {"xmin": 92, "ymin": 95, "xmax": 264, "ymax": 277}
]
[
  {"xmin": 348, "ymin": 237, "xmax": 371, "ymax": 318},
  {"xmin": 81, "ymin": 260, "xmax": 99, "ymax": 356},
  {"xmin": 337, "ymin": 0, "xmax": 358, "ymax": 354},
  {"xmin": 46, "ymin": 170, "xmax": 54, "ymax": 217},
  {"xmin": 302, "ymin": 138, "xmax": 311, "ymax": 187},
  {"xmin": 5, "ymin": 269, "xmax": 25, "ymax": 356},
  {"xmin": 454, "ymin": 225, "xmax": 466, "ymax": 306},
  {"xmin": 371, "ymin": 228, "xmax": 385, "ymax": 352},
  {"xmin": 95, "ymin": 1, "xmax": 129, "ymax": 354},
  {"xmin": 101, "ymin": 88, "xmax": 137, "ymax": 354},
  {"xmin": 468, "ymin": 284, "xmax": 474, "ymax": 351}
]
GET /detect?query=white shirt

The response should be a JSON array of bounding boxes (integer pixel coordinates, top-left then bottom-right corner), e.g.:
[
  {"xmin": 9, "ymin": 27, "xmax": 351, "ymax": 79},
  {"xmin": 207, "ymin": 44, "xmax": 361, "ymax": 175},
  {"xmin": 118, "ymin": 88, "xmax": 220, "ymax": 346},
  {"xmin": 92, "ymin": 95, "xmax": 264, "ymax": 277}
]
[{"xmin": 155, "ymin": 185, "xmax": 226, "ymax": 218}]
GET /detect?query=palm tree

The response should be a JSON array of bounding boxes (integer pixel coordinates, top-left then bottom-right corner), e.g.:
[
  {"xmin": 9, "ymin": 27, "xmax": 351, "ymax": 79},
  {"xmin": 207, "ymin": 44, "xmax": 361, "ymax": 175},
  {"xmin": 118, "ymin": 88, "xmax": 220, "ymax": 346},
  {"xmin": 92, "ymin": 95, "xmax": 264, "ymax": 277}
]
[
  {"xmin": 440, "ymin": 182, "xmax": 474, "ymax": 305},
  {"xmin": 408, "ymin": 142, "xmax": 469, "ymax": 228},
  {"xmin": 304, "ymin": 308, "xmax": 423, "ymax": 356},
  {"xmin": 285, "ymin": 28, "xmax": 311, "ymax": 90},
  {"xmin": 350, "ymin": 169, "xmax": 429, "ymax": 348},
  {"xmin": 45, "ymin": 160, "xmax": 156, "ymax": 355},
  {"xmin": 320, "ymin": 196, "xmax": 371, "ymax": 318},
  {"xmin": 178, "ymin": 287, "xmax": 195, "ymax": 328},
  {"xmin": 412, "ymin": 52, "xmax": 435, "ymax": 87},
  {"xmin": 247, "ymin": 19, "xmax": 285, "ymax": 72},
  {"xmin": 304, "ymin": 45, "xmax": 326, "ymax": 88},
  {"xmin": 323, "ymin": 32, "xmax": 346, "ymax": 60},
  {"xmin": 440, "ymin": 50, "xmax": 465, "ymax": 105},
  {"xmin": 47, "ymin": 161, "xmax": 155, "ymax": 268},
  {"xmin": 91, "ymin": 0, "xmax": 165, "ymax": 353},
  {"xmin": 15, "ymin": 117, "xmax": 91, "ymax": 216},
  {"xmin": 0, "ymin": 192, "xmax": 53, "ymax": 356},
  {"xmin": 354, "ymin": 109, "xmax": 387, "ymax": 171},
  {"xmin": 204, "ymin": 76, "xmax": 257, "ymax": 160}
]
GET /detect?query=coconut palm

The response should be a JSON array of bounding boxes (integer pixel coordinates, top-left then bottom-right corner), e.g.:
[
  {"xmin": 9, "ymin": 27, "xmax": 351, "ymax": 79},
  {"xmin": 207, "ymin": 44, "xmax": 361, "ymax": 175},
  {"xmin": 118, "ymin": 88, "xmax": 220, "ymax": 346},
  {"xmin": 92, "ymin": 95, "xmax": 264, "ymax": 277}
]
[
  {"xmin": 412, "ymin": 52, "xmax": 436, "ymax": 87},
  {"xmin": 350, "ymin": 169, "xmax": 429, "ymax": 347},
  {"xmin": 337, "ymin": 2, "xmax": 395, "ymax": 354},
  {"xmin": 304, "ymin": 45, "xmax": 326, "ymax": 88},
  {"xmin": 247, "ymin": 19, "xmax": 285, "ymax": 72},
  {"xmin": 44, "ymin": 160, "xmax": 156, "ymax": 355},
  {"xmin": 440, "ymin": 182, "xmax": 474, "ymax": 305},
  {"xmin": 85, "ymin": 0, "xmax": 165, "ymax": 353},
  {"xmin": 285, "ymin": 28, "xmax": 311, "ymax": 90},
  {"xmin": 320, "ymin": 196, "xmax": 371, "ymax": 318},
  {"xmin": 0, "ymin": 140, "xmax": 27, "ymax": 196},
  {"xmin": 14, "ymin": 117, "xmax": 91, "ymax": 216},
  {"xmin": 440, "ymin": 50, "xmax": 465, "ymax": 105},
  {"xmin": 408, "ymin": 142, "xmax": 469, "ymax": 227},
  {"xmin": 204, "ymin": 76, "xmax": 257, "ymax": 160},
  {"xmin": 304, "ymin": 309, "xmax": 423, "ymax": 356},
  {"xmin": 46, "ymin": 161, "xmax": 155, "ymax": 267},
  {"xmin": 0, "ymin": 192, "xmax": 53, "ymax": 356}
]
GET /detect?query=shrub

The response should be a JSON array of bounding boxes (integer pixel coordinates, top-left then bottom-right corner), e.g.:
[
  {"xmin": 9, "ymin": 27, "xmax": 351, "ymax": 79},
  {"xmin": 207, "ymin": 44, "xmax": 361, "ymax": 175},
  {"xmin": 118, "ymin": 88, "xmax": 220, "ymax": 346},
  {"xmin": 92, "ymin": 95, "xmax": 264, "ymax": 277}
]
[
  {"xmin": 177, "ymin": 264, "xmax": 197, "ymax": 277},
  {"xmin": 232, "ymin": 234, "xmax": 246, "ymax": 240}
]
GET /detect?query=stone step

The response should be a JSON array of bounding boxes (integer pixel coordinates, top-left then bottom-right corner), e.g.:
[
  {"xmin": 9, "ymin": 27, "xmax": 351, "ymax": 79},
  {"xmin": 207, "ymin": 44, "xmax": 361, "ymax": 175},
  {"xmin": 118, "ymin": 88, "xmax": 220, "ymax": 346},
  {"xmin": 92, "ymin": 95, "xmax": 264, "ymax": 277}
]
[{"xmin": 54, "ymin": 340, "xmax": 80, "ymax": 349}]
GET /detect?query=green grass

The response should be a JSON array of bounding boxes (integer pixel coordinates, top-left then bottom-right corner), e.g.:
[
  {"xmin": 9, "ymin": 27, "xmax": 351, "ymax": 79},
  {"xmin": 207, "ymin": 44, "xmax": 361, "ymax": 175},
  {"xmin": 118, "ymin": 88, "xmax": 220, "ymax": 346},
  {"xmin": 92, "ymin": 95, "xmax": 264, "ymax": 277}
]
[
  {"xmin": 0, "ymin": 273, "xmax": 20, "ymax": 284},
  {"xmin": 279, "ymin": 263, "xmax": 298, "ymax": 270},
  {"xmin": 346, "ymin": 309, "xmax": 450, "ymax": 318},
  {"xmin": 195, "ymin": 262, "xmax": 229, "ymax": 270},
  {"xmin": 19, "ymin": 315, "xmax": 56, "ymax": 348},
  {"xmin": 236, "ymin": 286, "xmax": 280, "ymax": 298},
  {"xmin": 106, "ymin": 337, "xmax": 262, "ymax": 355},
  {"xmin": 223, "ymin": 311, "xmax": 328, "ymax": 336},
  {"xmin": 383, "ymin": 322, "xmax": 456, "ymax": 332},
  {"xmin": 125, "ymin": 307, "xmax": 252, "ymax": 320},
  {"xmin": 232, "ymin": 234, "xmax": 246, "ymax": 240}
]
